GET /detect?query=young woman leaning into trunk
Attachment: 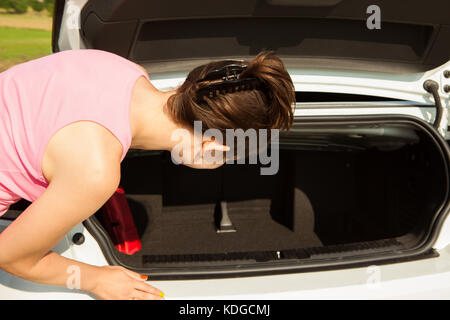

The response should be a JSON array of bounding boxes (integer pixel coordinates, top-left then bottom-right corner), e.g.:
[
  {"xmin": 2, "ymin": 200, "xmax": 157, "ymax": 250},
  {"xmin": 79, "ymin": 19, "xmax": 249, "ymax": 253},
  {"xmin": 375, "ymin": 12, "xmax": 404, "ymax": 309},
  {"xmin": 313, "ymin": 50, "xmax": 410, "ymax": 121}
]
[{"xmin": 0, "ymin": 49, "xmax": 295, "ymax": 299}]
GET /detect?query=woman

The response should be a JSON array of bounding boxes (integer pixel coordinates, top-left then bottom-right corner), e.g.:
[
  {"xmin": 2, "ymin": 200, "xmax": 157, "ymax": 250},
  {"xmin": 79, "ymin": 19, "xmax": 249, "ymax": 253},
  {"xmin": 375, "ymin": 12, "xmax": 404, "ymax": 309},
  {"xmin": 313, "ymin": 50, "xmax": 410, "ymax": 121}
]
[{"xmin": 0, "ymin": 49, "xmax": 295, "ymax": 299}]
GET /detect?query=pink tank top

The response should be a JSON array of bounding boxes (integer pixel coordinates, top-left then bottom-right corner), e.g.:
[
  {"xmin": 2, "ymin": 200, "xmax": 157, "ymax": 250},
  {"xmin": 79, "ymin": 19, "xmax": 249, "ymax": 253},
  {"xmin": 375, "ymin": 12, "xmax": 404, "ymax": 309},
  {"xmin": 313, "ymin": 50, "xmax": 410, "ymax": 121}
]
[{"xmin": 0, "ymin": 49, "xmax": 149, "ymax": 215}]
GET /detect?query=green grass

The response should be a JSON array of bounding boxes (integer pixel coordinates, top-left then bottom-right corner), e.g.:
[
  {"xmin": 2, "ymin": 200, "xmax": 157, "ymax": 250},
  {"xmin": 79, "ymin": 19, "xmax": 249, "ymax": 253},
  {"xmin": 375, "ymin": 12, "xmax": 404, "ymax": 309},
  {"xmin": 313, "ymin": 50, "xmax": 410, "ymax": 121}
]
[
  {"xmin": 0, "ymin": 26, "xmax": 51, "ymax": 71},
  {"xmin": 0, "ymin": 26, "xmax": 51, "ymax": 61}
]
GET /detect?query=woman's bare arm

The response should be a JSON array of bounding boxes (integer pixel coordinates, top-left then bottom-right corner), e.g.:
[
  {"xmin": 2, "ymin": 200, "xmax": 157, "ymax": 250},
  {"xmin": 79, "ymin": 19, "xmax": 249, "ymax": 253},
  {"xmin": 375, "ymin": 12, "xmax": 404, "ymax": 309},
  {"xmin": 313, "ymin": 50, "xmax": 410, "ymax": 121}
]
[
  {"xmin": 0, "ymin": 159, "xmax": 118, "ymax": 289},
  {"xmin": 0, "ymin": 122, "xmax": 164, "ymax": 299}
]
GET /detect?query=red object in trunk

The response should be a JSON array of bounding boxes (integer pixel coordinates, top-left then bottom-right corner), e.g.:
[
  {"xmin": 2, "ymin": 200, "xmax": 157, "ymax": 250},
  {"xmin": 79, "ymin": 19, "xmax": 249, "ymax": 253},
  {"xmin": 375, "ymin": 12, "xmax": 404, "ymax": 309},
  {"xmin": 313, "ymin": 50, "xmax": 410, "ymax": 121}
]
[{"xmin": 101, "ymin": 187, "xmax": 141, "ymax": 255}]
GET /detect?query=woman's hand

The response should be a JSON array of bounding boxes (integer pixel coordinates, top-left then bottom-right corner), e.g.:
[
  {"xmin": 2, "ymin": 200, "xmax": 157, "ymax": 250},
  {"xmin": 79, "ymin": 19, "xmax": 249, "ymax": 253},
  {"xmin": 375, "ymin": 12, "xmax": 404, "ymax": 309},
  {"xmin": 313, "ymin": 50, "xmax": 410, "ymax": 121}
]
[{"xmin": 90, "ymin": 266, "xmax": 165, "ymax": 300}]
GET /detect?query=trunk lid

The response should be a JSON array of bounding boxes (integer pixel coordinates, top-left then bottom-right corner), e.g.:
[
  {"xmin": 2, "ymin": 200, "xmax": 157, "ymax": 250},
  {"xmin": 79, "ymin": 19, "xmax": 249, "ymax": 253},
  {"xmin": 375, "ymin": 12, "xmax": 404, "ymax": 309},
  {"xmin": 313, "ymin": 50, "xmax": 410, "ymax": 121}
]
[
  {"xmin": 53, "ymin": 0, "xmax": 450, "ymax": 73},
  {"xmin": 52, "ymin": 0, "xmax": 450, "ymax": 136}
]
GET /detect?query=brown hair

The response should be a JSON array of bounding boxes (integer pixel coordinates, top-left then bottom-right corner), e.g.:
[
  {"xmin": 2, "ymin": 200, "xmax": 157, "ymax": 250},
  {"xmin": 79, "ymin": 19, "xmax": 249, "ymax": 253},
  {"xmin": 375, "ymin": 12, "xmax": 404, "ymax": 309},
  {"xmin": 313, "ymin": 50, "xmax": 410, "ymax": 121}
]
[{"xmin": 166, "ymin": 51, "xmax": 295, "ymax": 140}]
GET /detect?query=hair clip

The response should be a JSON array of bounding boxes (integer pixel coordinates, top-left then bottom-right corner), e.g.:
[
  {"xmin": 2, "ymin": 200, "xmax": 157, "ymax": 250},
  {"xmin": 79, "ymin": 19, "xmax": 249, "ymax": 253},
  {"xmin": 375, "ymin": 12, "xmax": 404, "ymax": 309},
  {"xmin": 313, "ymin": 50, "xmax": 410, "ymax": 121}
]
[
  {"xmin": 195, "ymin": 77, "xmax": 265, "ymax": 103},
  {"xmin": 196, "ymin": 64, "xmax": 248, "ymax": 83},
  {"xmin": 194, "ymin": 62, "xmax": 269, "ymax": 104}
]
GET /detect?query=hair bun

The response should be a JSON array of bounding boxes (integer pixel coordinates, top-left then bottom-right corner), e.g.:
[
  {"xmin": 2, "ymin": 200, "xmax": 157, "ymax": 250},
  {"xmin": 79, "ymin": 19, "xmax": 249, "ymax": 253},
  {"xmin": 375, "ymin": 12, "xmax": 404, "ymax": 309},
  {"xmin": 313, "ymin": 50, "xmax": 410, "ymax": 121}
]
[{"xmin": 239, "ymin": 51, "xmax": 295, "ymax": 130}]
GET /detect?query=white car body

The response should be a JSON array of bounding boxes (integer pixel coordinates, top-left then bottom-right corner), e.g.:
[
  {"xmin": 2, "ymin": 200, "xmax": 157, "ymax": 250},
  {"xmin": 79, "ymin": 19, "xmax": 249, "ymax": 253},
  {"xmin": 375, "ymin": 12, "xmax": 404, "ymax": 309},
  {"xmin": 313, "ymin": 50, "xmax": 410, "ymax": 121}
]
[{"xmin": 1, "ymin": 0, "xmax": 450, "ymax": 300}]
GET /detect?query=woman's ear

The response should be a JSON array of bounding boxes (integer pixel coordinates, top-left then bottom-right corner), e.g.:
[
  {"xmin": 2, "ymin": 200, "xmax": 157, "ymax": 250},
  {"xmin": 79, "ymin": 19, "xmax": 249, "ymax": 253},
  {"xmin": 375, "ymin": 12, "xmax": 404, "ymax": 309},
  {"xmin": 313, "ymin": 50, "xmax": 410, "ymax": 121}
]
[
  {"xmin": 201, "ymin": 139, "xmax": 230, "ymax": 167},
  {"xmin": 202, "ymin": 139, "xmax": 230, "ymax": 153}
]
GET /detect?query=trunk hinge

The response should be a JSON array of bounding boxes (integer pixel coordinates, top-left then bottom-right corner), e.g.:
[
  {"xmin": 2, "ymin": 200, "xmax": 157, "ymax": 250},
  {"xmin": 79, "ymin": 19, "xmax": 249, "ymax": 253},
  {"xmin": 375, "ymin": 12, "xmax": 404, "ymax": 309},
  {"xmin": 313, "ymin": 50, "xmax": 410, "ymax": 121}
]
[
  {"xmin": 423, "ymin": 69, "xmax": 450, "ymax": 138},
  {"xmin": 423, "ymin": 80, "xmax": 444, "ymax": 129}
]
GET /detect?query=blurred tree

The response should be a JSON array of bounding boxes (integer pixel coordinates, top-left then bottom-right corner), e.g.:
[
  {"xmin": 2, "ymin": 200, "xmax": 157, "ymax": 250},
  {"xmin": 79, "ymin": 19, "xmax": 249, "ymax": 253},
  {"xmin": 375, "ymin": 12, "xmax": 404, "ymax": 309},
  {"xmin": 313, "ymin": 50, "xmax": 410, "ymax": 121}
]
[
  {"xmin": 10, "ymin": 0, "xmax": 29, "ymax": 14},
  {"xmin": 0, "ymin": 0, "xmax": 53, "ymax": 15},
  {"xmin": 44, "ymin": 0, "xmax": 53, "ymax": 15},
  {"xmin": 30, "ymin": 0, "xmax": 45, "ymax": 12},
  {"xmin": 0, "ymin": 0, "xmax": 12, "ymax": 10}
]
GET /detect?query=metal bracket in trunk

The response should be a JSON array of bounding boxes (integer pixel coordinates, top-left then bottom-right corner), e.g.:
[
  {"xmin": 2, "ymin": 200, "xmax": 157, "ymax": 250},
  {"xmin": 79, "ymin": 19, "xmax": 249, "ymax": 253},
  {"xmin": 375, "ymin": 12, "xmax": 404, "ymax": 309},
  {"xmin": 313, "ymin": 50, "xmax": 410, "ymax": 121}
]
[{"xmin": 216, "ymin": 201, "xmax": 236, "ymax": 233}]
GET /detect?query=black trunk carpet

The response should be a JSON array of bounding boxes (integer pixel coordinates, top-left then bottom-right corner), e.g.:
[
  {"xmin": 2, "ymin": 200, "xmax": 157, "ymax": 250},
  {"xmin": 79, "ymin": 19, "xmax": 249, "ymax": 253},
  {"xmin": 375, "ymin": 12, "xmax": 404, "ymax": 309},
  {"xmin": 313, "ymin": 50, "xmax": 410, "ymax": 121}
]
[{"xmin": 125, "ymin": 195, "xmax": 321, "ymax": 256}]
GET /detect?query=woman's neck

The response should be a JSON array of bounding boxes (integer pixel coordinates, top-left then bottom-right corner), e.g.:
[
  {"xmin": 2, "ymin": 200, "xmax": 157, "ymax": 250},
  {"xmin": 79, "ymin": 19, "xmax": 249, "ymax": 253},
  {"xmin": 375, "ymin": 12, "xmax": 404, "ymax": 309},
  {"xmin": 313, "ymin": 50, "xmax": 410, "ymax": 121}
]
[{"xmin": 129, "ymin": 78, "xmax": 179, "ymax": 151}]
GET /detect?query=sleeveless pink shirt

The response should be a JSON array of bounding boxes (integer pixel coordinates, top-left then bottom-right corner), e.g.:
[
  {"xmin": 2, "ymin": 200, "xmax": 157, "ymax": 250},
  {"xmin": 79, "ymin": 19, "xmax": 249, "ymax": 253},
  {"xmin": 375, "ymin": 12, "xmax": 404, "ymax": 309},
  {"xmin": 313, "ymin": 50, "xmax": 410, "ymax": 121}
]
[{"xmin": 0, "ymin": 49, "xmax": 149, "ymax": 215}]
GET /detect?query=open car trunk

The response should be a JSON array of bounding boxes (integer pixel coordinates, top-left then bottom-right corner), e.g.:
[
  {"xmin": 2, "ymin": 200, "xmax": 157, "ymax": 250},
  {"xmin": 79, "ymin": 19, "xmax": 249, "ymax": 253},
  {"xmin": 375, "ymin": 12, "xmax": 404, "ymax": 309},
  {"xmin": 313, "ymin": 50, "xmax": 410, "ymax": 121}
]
[
  {"xmin": 49, "ymin": 0, "xmax": 450, "ymax": 279},
  {"xmin": 85, "ymin": 116, "xmax": 449, "ymax": 278}
]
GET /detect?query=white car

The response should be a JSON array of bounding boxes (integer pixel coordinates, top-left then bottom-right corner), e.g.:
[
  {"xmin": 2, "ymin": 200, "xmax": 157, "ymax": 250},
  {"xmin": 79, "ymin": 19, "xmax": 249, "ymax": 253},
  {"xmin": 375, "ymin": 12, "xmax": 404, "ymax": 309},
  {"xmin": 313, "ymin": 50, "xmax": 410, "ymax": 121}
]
[{"xmin": 1, "ymin": 0, "xmax": 450, "ymax": 300}]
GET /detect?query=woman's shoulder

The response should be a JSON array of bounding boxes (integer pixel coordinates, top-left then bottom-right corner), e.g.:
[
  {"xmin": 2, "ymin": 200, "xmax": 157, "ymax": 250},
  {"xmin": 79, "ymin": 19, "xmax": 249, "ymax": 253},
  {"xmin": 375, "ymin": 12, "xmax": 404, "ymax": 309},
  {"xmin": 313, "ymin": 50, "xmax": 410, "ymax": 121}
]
[
  {"xmin": 52, "ymin": 49, "xmax": 124, "ymax": 60},
  {"xmin": 61, "ymin": 49, "xmax": 149, "ymax": 81},
  {"xmin": 41, "ymin": 121, "xmax": 123, "ymax": 185},
  {"xmin": 4, "ymin": 49, "xmax": 139, "ymax": 79},
  {"xmin": 51, "ymin": 49, "xmax": 135, "ymax": 69}
]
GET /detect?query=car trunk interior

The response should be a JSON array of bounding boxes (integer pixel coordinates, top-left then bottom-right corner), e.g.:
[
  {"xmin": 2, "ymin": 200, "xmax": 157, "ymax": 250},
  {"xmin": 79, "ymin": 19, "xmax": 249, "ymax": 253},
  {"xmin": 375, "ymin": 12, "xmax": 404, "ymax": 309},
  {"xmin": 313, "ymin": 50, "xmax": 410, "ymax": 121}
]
[{"xmin": 90, "ymin": 120, "xmax": 447, "ymax": 271}]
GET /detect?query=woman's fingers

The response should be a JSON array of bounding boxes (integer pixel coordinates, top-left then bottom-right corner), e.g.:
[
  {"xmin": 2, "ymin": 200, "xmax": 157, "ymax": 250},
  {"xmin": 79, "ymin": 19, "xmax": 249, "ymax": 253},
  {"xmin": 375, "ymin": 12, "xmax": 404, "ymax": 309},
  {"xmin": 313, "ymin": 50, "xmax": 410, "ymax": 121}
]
[
  {"xmin": 119, "ymin": 267, "xmax": 165, "ymax": 299},
  {"xmin": 135, "ymin": 280, "xmax": 165, "ymax": 298},
  {"xmin": 89, "ymin": 266, "xmax": 165, "ymax": 300},
  {"xmin": 132, "ymin": 288, "xmax": 164, "ymax": 300},
  {"xmin": 115, "ymin": 266, "xmax": 165, "ymax": 299},
  {"xmin": 122, "ymin": 268, "xmax": 148, "ymax": 281}
]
